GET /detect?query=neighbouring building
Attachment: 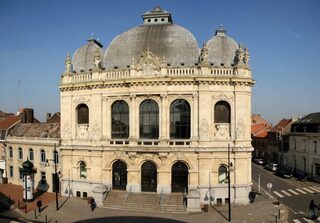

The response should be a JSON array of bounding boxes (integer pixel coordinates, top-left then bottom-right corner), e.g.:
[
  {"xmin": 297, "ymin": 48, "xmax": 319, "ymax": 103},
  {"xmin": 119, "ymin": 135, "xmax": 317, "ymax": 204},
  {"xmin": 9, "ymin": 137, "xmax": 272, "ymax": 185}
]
[
  {"xmin": 5, "ymin": 122, "xmax": 61, "ymax": 193},
  {"xmin": 251, "ymin": 114, "xmax": 272, "ymax": 158},
  {"xmin": 285, "ymin": 113, "xmax": 320, "ymax": 182},
  {"xmin": 59, "ymin": 6, "xmax": 254, "ymax": 207},
  {"xmin": 0, "ymin": 108, "xmax": 39, "ymax": 182}
]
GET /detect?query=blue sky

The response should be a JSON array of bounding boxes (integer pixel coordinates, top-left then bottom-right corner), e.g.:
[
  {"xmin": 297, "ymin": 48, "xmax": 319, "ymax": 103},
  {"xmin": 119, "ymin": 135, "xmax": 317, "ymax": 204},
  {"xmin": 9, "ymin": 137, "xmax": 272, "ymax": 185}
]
[{"xmin": 0, "ymin": 0, "xmax": 319, "ymax": 124}]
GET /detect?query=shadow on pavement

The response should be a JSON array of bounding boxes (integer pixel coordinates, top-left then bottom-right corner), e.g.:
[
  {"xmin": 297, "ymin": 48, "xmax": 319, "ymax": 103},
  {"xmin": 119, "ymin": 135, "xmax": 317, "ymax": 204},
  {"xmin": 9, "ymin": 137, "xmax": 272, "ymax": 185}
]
[
  {"xmin": 0, "ymin": 191, "xmax": 14, "ymax": 214},
  {"xmin": 210, "ymin": 204, "xmax": 228, "ymax": 221},
  {"xmin": 74, "ymin": 216, "xmax": 187, "ymax": 223},
  {"xmin": 58, "ymin": 195, "xmax": 70, "ymax": 210}
]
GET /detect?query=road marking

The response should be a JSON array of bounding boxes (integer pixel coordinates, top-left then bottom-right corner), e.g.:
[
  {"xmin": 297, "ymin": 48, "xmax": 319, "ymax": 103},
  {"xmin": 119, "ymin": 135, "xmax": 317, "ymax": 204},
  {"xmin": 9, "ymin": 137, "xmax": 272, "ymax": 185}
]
[
  {"xmin": 295, "ymin": 188, "xmax": 307, "ymax": 194},
  {"xmin": 288, "ymin": 189, "xmax": 299, "ymax": 195},
  {"xmin": 302, "ymin": 187, "xmax": 314, "ymax": 193},
  {"xmin": 273, "ymin": 191, "xmax": 284, "ymax": 198},
  {"xmin": 281, "ymin": 190, "xmax": 292, "ymax": 196},
  {"xmin": 302, "ymin": 217, "xmax": 316, "ymax": 223},
  {"xmin": 292, "ymin": 219, "xmax": 302, "ymax": 223},
  {"xmin": 309, "ymin": 186, "xmax": 320, "ymax": 192}
]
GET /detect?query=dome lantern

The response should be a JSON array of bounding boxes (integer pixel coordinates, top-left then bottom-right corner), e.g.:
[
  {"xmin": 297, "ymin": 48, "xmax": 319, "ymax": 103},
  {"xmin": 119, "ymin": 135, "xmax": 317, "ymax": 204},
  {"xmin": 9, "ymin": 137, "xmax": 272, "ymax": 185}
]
[{"xmin": 142, "ymin": 6, "xmax": 173, "ymax": 25}]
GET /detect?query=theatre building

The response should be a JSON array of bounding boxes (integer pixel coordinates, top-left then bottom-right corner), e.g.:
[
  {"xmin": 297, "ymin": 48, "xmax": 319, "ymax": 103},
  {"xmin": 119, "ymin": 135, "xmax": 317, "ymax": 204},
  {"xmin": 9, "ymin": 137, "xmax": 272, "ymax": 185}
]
[{"xmin": 59, "ymin": 7, "xmax": 254, "ymax": 208}]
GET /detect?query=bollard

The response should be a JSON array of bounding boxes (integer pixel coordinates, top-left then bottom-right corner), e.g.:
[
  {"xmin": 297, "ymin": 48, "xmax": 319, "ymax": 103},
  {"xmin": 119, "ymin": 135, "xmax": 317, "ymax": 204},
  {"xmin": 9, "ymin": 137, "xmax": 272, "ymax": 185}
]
[
  {"xmin": 278, "ymin": 209, "xmax": 280, "ymax": 219},
  {"xmin": 25, "ymin": 205, "xmax": 27, "ymax": 213},
  {"xmin": 45, "ymin": 215, "xmax": 48, "ymax": 223},
  {"xmin": 18, "ymin": 200, "xmax": 20, "ymax": 208},
  {"xmin": 8, "ymin": 195, "xmax": 11, "ymax": 203},
  {"xmin": 34, "ymin": 209, "xmax": 37, "ymax": 219}
]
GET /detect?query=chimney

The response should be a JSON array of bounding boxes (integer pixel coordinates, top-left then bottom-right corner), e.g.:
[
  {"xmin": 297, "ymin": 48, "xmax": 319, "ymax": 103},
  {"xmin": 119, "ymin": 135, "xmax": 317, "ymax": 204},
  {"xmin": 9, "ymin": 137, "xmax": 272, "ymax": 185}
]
[
  {"xmin": 46, "ymin": 113, "xmax": 52, "ymax": 122},
  {"xmin": 20, "ymin": 108, "xmax": 34, "ymax": 123}
]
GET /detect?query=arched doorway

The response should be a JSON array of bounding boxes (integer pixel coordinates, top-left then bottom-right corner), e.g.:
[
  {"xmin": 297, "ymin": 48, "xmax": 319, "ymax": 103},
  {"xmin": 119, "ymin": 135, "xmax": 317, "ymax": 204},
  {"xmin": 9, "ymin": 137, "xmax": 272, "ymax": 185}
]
[
  {"xmin": 171, "ymin": 162, "xmax": 188, "ymax": 192},
  {"xmin": 141, "ymin": 161, "xmax": 157, "ymax": 192},
  {"xmin": 112, "ymin": 160, "xmax": 127, "ymax": 190}
]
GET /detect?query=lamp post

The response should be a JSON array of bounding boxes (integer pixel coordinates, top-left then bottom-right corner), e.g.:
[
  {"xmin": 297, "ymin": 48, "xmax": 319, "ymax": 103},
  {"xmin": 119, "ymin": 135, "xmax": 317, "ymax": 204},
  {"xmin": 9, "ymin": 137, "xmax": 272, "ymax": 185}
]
[
  {"xmin": 46, "ymin": 143, "xmax": 59, "ymax": 211},
  {"xmin": 227, "ymin": 143, "xmax": 232, "ymax": 222}
]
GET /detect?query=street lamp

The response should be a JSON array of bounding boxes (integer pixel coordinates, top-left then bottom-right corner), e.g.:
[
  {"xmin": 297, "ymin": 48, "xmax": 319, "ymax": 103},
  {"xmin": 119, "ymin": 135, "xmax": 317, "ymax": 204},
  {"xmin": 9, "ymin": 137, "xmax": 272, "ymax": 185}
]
[
  {"xmin": 227, "ymin": 143, "xmax": 233, "ymax": 222},
  {"xmin": 46, "ymin": 143, "xmax": 59, "ymax": 211}
]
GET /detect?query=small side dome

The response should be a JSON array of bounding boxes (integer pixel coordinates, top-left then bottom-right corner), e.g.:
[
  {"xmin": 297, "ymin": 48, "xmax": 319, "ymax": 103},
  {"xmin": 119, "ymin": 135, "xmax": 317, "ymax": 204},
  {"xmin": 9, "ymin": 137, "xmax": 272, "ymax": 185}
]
[
  {"xmin": 206, "ymin": 26, "xmax": 238, "ymax": 67},
  {"xmin": 72, "ymin": 37, "xmax": 104, "ymax": 73}
]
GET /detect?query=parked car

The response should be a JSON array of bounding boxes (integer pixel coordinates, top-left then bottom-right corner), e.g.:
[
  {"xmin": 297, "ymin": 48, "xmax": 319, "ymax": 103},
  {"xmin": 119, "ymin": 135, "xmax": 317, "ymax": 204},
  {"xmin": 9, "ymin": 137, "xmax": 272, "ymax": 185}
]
[
  {"xmin": 253, "ymin": 158, "xmax": 265, "ymax": 165},
  {"xmin": 265, "ymin": 163, "xmax": 278, "ymax": 172},
  {"xmin": 276, "ymin": 166, "xmax": 293, "ymax": 178}
]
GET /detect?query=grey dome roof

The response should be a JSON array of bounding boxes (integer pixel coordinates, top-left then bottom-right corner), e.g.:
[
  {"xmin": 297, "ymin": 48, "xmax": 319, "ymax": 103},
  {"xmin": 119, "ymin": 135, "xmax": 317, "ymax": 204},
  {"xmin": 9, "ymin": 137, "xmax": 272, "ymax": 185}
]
[
  {"xmin": 72, "ymin": 38, "xmax": 104, "ymax": 73},
  {"xmin": 206, "ymin": 27, "xmax": 238, "ymax": 67},
  {"xmin": 104, "ymin": 8, "xmax": 199, "ymax": 69}
]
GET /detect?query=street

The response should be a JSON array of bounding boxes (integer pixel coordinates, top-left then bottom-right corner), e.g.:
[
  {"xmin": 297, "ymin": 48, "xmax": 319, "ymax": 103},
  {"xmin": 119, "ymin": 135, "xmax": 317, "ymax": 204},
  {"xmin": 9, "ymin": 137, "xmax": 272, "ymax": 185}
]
[{"xmin": 252, "ymin": 162, "xmax": 320, "ymax": 222}]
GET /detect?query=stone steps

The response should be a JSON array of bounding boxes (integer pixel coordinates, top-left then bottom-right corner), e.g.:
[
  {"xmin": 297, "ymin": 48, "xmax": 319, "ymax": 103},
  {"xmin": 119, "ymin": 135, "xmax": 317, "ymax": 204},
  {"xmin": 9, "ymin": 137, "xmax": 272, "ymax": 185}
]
[{"xmin": 103, "ymin": 190, "xmax": 186, "ymax": 213}]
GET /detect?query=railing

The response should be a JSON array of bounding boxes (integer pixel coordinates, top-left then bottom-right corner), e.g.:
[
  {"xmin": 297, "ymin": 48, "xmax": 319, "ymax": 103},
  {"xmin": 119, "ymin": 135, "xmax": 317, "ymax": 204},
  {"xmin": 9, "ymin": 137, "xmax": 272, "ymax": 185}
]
[
  {"xmin": 125, "ymin": 186, "xmax": 132, "ymax": 203},
  {"xmin": 159, "ymin": 188, "xmax": 163, "ymax": 206},
  {"xmin": 64, "ymin": 67, "xmax": 240, "ymax": 84}
]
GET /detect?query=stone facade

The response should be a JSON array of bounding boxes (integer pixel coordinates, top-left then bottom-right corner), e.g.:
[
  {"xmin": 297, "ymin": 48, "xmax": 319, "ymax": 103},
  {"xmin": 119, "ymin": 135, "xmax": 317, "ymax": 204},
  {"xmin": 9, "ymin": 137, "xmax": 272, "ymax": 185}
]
[{"xmin": 59, "ymin": 7, "xmax": 254, "ymax": 206}]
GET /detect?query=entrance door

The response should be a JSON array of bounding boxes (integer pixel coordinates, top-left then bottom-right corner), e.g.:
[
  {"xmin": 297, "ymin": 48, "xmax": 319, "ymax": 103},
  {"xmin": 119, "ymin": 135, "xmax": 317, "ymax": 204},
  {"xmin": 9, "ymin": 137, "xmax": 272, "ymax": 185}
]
[
  {"xmin": 112, "ymin": 160, "xmax": 127, "ymax": 190},
  {"xmin": 141, "ymin": 161, "xmax": 157, "ymax": 192},
  {"xmin": 171, "ymin": 162, "xmax": 188, "ymax": 192}
]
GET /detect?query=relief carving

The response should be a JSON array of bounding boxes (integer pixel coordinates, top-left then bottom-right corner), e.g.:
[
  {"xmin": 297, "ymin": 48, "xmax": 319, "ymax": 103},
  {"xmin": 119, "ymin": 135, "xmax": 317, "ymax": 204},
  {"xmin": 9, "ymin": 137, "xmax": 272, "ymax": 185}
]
[
  {"xmin": 214, "ymin": 124, "xmax": 230, "ymax": 140},
  {"xmin": 236, "ymin": 118, "xmax": 246, "ymax": 139},
  {"xmin": 77, "ymin": 124, "xmax": 89, "ymax": 139},
  {"xmin": 199, "ymin": 118, "xmax": 209, "ymax": 139},
  {"xmin": 212, "ymin": 93, "xmax": 233, "ymax": 102},
  {"xmin": 136, "ymin": 49, "xmax": 161, "ymax": 75}
]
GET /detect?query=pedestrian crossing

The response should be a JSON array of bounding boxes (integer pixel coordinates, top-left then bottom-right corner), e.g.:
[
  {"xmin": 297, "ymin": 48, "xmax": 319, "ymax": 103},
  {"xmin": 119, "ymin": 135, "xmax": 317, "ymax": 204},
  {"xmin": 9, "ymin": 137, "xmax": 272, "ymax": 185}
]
[
  {"xmin": 290, "ymin": 217, "xmax": 320, "ymax": 222},
  {"xmin": 272, "ymin": 186, "xmax": 320, "ymax": 198}
]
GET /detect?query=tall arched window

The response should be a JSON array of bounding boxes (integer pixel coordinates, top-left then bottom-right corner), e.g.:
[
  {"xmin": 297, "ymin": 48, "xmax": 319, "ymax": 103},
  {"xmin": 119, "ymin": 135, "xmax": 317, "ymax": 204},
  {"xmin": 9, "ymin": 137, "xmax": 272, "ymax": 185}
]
[
  {"xmin": 29, "ymin": 148, "xmax": 34, "ymax": 161},
  {"xmin": 40, "ymin": 149, "xmax": 46, "ymax": 163},
  {"xmin": 77, "ymin": 104, "xmax": 89, "ymax": 124},
  {"xmin": 214, "ymin": 101, "xmax": 231, "ymax": 123},
  {"xmin": 18, "ymin": 148, "xmax": 23, "ymax": 160},
  {"xmin": 79, "ymin": 161, "xmax": 87, "ymax": 179},
  {"xmin": 8, "ymin": 147, "xmax": 13, "ymax": 158},
  {"xmin": 218, "ymin": 165, "xmax": 228, "ymax": 184},
  {"xmin": 140, "ymin": 99, "xmax": 159, "ymax": 139},
  {"xmin": 170, "ymin": 99, "xmax": 191, "ymax": 139},
  {"xmin": 112, "ymin": 100, "xmax": 129, "ymax": 138}
]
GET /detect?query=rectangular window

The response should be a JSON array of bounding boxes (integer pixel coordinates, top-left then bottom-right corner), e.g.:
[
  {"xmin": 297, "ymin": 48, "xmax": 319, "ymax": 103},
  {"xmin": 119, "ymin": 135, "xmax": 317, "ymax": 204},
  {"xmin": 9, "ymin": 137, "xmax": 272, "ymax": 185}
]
[
  {"xmin": 315, "ymin": 164, "xmax": 320, "ymax": 176},
  {"xmin": 9, "ymin": 166, "xmax": 13, "ymax": 177},
  {"xmin": 9, "ymin": 148, "xmax": 13, "ymax": 158},
  {"xmin": 19, "ymin": 170, "xmax": 23, "ymax": 180}
]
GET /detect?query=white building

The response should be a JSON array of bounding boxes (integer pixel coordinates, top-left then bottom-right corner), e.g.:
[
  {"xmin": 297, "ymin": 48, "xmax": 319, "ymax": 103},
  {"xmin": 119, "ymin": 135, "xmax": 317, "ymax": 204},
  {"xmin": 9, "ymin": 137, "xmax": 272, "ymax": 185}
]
[
  {"xmin": 286, "ymin": 113, "xmax": 320, "ymax": 182},
  {"xmin": 59, "ymin": 6, "xmax": 254, "ymax": 207}
]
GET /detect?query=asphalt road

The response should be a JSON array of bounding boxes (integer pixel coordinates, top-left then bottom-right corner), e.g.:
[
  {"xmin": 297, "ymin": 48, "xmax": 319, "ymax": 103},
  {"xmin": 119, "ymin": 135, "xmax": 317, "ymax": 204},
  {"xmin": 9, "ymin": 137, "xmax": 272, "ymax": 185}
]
[{"xmin": 252, "ymin": 162, "xmax": 320, "ymax": 221}]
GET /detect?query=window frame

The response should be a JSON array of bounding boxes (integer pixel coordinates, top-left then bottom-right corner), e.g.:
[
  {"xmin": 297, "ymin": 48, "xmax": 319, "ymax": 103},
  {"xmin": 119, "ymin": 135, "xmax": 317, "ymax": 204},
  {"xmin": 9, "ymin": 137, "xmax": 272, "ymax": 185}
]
[
  {"xmin": 18, "ymin": 147, "xmax": 23, "ymax": 160},
  {"xmin": 29, "ymin": 148, "xmax": 34, "ymax": 161},
  {"xmin": 79, "ymin": 161, "xmax": 87, "ymax": 179},
  {"xmin": 77, "ymin": 103, "xmax": 89, "ymax": 124},
  {"xmin": 214, "ymin": 101, "xmax": 231, "ymax": 124},
  {"xmin": 169, "ymin": 99, "xmax": 191, "ymax": 139},
  {"xmin": 111, "ymin": 100, "xmax": 129, "ymax": 139},
  {"xmin": 139, "ymin": 99, "xmax": 159, "ymax": 139},
  {"xmin": 40, "ymin": 149, "xmax": 46, "ymax": 163}
]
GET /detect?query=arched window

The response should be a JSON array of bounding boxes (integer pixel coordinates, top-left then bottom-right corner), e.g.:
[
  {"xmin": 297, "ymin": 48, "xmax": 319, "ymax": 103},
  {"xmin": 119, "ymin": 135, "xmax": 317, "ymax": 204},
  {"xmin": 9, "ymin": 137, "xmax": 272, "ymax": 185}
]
[
  {"xmin": 214, "ymin": 101, "xmax": 231, "ymax": 123},
  {"xmin": 8, "ymin": 147, "xmax": 13, "ymax": 158},
  {"xmin": 112, "ymin": 100, "xmax": 129, "ymax": 138},
  {"xmin": 79, "ymin": 161, "xmax": 87, "ymax": 179},
  {"xmin": 77, "ymin": 104, "xmax": 89, "ymax": 124},
  {"xmin": 218, "ymin": 165, "xmax": 228, "ymax": 184},
  {"xmin": 139, "ymin": 99, "xmax": 159, "ymax": 139},
  {"xmin": 170, "ymin": 99, "xmax": 191, "ymax": 139},
  {"xmin": 29, "ymin": 148, "xmax": 34, "ymax": 161},
  {"xmin": 18, "ymin": 148, "xmax": 23, "ymax": 160},
  {"xmin": 40, "ymin": 149, "xmax": 46, "ymax": 163}
]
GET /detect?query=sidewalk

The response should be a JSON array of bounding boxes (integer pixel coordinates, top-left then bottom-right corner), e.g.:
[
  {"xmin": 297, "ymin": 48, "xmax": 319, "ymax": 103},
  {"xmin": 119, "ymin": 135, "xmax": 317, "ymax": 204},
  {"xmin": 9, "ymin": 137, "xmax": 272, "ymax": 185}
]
[{"xmin": 1, "ymin": 183, "xmax": 280, "ymax": 223}]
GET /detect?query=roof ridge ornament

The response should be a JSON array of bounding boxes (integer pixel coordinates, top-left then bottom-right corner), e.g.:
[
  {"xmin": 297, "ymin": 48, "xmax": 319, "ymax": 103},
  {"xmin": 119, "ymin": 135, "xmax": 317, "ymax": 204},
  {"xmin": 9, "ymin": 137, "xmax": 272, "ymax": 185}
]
[
  {"xmin": 142, "ymin": 6, "xmax": 173, "ymax": 25},
  {"xmin": 136, "ymin": 49, "xmax": 161, "ymax": 73},
  {"xmin": 234, "ymin": 44, "xmax": 250, "ymax": 68}
]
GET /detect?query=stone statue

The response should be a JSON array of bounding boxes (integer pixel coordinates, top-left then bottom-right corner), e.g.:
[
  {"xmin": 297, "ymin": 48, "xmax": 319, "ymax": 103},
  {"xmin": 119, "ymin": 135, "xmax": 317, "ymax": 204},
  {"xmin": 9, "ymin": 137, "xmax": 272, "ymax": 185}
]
[
  {"xmin": 64, "ymin": 53, "xmax": 73, "ymax": 74},
  {"xmin": 199, "ymin": 43, "xmax": 209, "ymax": 66},
  {"xmin": 93, "ymin": 48, "xmax": 101, "ymax": 70},
  {"xmin": 235, "ymin": 45, "xmax": 243, "ymax": 65},
  {"xmin": 243, "ymin": 47, "xmax": 250, "ymax": 65}
]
